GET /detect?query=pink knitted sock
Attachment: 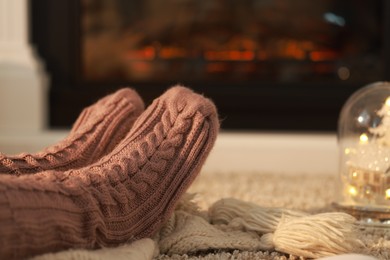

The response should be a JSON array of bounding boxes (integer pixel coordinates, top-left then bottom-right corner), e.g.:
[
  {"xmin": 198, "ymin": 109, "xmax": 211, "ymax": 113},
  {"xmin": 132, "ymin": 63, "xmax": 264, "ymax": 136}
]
[
  {"xmin": 0, "ymin": 85, "xmax": 219, "ymax": 259},
  {"xmin": 0, "ymin": 88, "xmax": 144, "ymax": 174}
]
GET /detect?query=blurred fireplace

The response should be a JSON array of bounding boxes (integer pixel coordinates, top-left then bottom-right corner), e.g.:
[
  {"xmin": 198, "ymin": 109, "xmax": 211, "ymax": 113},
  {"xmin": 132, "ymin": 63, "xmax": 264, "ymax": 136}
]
[{"xmin": 30, "ymin": 0, "xmax": 390, "ymax": 131}]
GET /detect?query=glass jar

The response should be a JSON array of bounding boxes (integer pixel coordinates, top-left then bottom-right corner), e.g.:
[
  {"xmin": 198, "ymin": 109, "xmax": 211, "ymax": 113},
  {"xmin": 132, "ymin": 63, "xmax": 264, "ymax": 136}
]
[{"xmin": 336, "ymin": 81, "xmax": 390, "ymax": 224}]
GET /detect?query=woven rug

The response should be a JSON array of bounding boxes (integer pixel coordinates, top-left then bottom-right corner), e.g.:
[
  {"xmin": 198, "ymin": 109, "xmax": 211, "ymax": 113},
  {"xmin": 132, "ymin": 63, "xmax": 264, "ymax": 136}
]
[{"xmin": 155, "ymin": 171, "xmax": 390, "ymax": 260}]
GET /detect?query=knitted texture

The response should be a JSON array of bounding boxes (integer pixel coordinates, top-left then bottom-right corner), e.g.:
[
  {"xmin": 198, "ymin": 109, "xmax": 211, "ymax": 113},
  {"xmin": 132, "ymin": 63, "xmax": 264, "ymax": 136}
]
[
  {"xmin": 158, "ymin": 198, "xmax": 363, "ymax": 259},
  {"xmin": 159, "ymin": 209, "xmax": 265, "ymax": 255},
  {"xmin": 0, "ymin": 88, "xmax": 144, "ymax": 174},
  {"xmin": 0, "ymin": 86, "xmax": 219, "ymax": 259}
]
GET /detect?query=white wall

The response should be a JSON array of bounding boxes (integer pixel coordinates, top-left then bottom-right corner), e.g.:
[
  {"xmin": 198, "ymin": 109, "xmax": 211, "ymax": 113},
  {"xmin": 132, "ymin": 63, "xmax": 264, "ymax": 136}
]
[
  {"xmin": 203, "ymin": 132, "xmax": 338, "ymax": 175},
  {"xmin": 0, "ymin": 0, "xmax": 48, "ymax": 134}
]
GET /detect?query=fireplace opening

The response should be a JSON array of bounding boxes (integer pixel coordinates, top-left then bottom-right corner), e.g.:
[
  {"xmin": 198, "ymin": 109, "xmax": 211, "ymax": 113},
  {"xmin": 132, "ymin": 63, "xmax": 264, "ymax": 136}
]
[
  {"xmin": 82, "ymin": 0, "xmax": 382, "ymax": 84},
  {"xmin": 30, "ymin": 0, "xmax": 390, "ymax": 131}
]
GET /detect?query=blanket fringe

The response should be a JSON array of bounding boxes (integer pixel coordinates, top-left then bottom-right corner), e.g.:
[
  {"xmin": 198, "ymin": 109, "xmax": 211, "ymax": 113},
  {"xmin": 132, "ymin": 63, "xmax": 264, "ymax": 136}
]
[{"xmin": 208, "ymin": 198, "xmax": 365, "ymax": 258}]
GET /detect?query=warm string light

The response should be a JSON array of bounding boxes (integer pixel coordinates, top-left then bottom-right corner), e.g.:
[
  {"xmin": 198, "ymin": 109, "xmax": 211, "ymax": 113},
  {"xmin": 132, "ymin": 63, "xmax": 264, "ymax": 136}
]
[
  {"xmin": 385, "ymin": 97, "xmax": 390, "ymax": 107},
  {"xmin": 359, "ymin": 133, "xmax": 369, "ymax": 144},
  {"xmin": 348, "ymin": 185, "xmax": 358, "ymax": 197},
  {"xmin": 386, "ymin": 189, "xmax": 390, "ymax": 199},
  {"xmin": 345, "ymin": 164, "xmax": 390, "ymax": 202}
]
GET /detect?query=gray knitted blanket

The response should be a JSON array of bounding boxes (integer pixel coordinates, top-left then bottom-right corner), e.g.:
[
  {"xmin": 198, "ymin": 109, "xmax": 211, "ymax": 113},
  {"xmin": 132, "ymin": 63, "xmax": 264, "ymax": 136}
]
[{"xmin": 155, "ymin": 171, "xmax": 389, "ymax": 260}]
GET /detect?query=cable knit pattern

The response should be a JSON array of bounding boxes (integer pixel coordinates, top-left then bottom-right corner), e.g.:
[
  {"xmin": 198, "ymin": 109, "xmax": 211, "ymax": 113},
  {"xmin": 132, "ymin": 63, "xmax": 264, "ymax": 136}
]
[
  {"xmin": 0, "ymin": 88, "xmax": 144, "ymax": 174},
  {"xmin": 0, "ymin": 86, "xmax": 219, "ymax": 259}
]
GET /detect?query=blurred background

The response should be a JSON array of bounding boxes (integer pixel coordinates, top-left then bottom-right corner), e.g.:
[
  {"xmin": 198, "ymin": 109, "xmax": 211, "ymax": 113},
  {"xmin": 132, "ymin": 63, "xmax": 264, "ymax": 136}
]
[
  {"xmin": 3, "ymin": 0, "xmax": 384, "ymax": 173},
  {"xmin": 29, "ymin": 0, "xmax": 390, "ymax": 132}
]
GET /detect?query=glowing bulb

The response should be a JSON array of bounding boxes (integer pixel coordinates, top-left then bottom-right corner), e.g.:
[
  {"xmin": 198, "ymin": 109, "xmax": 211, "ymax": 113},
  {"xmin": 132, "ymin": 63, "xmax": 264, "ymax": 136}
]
[
  {"xmin": 352, "ymin": 172, "xmax": 358, "ymax": 178},
  {"xmin": 344, "ymin": 148, "xmax": 351, "ymax": 155},
  {"xmin": 348, "ymin": 186, "xmax": 358, "ymax": 196},
  {"xmin": 359, "ymin": 133, "xmax": 369, "ymax": 144},
  {"xmin": 386, "ymin": 189, "xmax": 390, "ymax": 199},
  {"xmin": 385, "ymin": 97, "xmax": 390, "ymax": 107}
]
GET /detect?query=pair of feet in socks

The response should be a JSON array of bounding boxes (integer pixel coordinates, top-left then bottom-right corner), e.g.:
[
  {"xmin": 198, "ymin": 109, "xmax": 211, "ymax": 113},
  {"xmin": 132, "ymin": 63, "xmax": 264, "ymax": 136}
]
[{"xmin": 0, "ymin": 86, "xmax": 219, "ymax": 259}]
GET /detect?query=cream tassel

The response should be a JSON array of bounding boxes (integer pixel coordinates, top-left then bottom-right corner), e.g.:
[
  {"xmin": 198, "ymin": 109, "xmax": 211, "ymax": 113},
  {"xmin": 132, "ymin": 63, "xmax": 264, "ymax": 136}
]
[
  {"xmin": 261, "ymin": 212, "xmax": 365, "ymax": 258},
  {"xmin": 209, "ymin": 198, "xmax": 365, "ymax": 258}
]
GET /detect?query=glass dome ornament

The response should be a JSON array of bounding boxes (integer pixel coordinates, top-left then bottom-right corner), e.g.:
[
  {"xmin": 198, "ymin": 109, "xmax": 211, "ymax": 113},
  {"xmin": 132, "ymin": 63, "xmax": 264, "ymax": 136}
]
[{"xmin": 335, "ymin": 81, "xmax": 390, "ymax": 226}]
